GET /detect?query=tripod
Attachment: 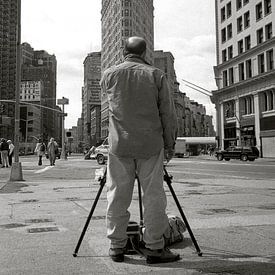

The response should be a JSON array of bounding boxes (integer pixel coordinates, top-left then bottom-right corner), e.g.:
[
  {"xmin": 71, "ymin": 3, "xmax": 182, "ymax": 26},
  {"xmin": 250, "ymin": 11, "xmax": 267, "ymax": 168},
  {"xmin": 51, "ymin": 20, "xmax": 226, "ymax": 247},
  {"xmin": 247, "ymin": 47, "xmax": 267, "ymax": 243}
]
[{"xmin": 73, "ymin": 166, "xmax": 202, "ymax": 257}]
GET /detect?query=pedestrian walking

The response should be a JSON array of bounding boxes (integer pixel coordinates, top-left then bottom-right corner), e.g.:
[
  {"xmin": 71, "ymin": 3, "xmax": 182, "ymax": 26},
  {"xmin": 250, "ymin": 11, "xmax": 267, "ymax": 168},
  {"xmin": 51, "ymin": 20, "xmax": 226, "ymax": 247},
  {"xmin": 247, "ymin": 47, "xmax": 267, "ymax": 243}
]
[
  {"xmin": 100, "ymin": 36, "xmax": 178, "ymax": 264},
  {"xmin": 7, "ymin": 140, "xmax": 14, "ymax": 166},
  {"xmin": 0, "ymin": 138, "xmax": 9, "ymax": 168},
  {"xmin": 47, "ymin": 137, "xmax": 58, "ymax": 166},
  {"xmin": 34, "ymin": 138, "xmax": 46, "ymax": 166}
]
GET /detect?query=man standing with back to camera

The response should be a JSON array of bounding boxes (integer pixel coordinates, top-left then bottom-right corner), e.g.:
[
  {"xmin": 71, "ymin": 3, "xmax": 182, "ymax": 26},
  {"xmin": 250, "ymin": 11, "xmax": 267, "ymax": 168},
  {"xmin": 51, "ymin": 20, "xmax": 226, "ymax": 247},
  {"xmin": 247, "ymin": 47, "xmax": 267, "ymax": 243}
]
[{"xmin": 100, "ymin": 36, "xmax": 179, "ymax": 264}]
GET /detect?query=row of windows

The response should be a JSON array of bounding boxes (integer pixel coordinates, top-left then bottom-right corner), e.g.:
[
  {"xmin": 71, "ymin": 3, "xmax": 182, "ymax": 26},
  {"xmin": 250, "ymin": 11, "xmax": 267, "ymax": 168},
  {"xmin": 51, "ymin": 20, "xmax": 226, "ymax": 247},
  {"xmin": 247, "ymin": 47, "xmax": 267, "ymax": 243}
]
[
  {"xmin": 221, "ymin": 0, "xmax": 271, "ymax": 23},
  {"xmin": 20, "ymin": 95, "xmax": 37, "ymax": 100},
  {"xmin": 221, "ymin": 19, "xmax": 272, "ymax": 45},
  {"xmin": 221, "ymin": 23, "xmax": 272, "ymax": 62},
  {"xmin": 222, "ymin": 48, "xmax": 274, "ymax": 87},
  {"xmin": 224, "ymin": 90, "xmax": 274, "ymax": 119}
]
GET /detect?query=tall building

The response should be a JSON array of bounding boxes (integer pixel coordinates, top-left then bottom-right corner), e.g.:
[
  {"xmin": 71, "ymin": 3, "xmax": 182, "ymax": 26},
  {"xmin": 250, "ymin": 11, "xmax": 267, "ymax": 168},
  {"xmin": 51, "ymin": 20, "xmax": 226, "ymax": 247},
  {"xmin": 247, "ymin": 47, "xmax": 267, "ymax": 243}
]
[
  {"xmin": 83, "ymin": 52, "xmax": 101, "ymax": 146},
  {"xmin": 21, "ymin": 42, "xmax": 58, "ymax": 141},
  {"xmin": 100, "ymin": 0, "xmax": 154, "ymax": 139},
  {"xmin": 19, "ymin": 81, "xmax": 43, "ymax": 148},
  {"xmin": 0, "ymin": 0, "xmax": 18, "ymax": 140},
  {"xmin": 153, "ymin": 50, "xmax": 215, "ymax": 138},
  {"xmin": 212, "ymin": 0, "xmax": 275, "ymax": 157}
]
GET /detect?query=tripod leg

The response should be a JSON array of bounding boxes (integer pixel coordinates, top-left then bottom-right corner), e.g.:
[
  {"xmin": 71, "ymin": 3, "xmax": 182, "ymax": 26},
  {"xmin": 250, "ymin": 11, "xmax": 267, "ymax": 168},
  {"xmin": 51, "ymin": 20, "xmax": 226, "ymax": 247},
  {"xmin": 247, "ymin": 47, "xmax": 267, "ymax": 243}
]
[
  {"xmin": 164, "ymin": 168, "xmax": 202, "ymax": 256},
  {"xmin": 73, "ymin": 171, "xmax": 106, "ymax": 257},
  {"xmin": 136, "ymin": 174, "xmax": 144, "ymax": 228}
]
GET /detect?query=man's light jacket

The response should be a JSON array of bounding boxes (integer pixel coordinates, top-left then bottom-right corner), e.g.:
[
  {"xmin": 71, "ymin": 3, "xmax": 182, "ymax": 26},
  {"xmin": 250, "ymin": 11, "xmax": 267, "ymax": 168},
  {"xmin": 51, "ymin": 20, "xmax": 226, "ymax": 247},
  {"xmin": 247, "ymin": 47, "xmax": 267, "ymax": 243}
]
[{"xmin": 100, "ymin": 54, "xmax": 177, "ymax": 159}]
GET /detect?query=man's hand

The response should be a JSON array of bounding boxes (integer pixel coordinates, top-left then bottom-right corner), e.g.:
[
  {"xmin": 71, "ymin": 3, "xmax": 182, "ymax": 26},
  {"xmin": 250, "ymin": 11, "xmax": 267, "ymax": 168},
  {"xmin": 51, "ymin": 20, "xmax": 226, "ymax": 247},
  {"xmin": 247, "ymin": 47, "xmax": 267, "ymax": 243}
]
[{"xmin": 164, "ymin": 148, "xmax": 174, "ymax": 163}]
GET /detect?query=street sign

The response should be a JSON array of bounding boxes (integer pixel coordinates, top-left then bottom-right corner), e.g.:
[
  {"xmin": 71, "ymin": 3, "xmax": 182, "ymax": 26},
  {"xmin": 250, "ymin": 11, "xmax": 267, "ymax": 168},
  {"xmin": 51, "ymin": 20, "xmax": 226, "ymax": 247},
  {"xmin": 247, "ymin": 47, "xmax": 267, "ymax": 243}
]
[{"xmin": 57, "ymin": 97, "xmax": 69, "ymax": 105}]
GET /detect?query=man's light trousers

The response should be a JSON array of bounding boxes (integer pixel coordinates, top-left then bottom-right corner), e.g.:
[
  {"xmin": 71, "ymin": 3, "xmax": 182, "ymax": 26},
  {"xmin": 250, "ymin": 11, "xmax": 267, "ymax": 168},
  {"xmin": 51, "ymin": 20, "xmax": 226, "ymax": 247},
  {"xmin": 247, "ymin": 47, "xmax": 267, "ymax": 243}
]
[{"xmin": 106, "ymin": 149, "xmax": 169, "ymax": 250}]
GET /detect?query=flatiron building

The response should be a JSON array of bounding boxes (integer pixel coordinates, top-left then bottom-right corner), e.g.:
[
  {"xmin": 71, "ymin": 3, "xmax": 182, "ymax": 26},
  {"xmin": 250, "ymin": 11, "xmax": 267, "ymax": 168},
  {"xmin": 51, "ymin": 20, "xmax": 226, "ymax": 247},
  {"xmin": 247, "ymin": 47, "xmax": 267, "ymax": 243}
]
[{"xmin": 100, "ymin": 0, "xmax": 154, "ymax": 139}]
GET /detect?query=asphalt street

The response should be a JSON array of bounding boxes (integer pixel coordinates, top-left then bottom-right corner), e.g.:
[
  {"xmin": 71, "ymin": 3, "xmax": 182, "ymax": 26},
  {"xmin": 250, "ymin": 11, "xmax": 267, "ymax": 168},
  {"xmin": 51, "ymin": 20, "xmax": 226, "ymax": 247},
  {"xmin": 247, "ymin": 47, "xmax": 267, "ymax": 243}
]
[{"xmin": 0, "ymin": 154, "xmax": 274, "ymax": 274}]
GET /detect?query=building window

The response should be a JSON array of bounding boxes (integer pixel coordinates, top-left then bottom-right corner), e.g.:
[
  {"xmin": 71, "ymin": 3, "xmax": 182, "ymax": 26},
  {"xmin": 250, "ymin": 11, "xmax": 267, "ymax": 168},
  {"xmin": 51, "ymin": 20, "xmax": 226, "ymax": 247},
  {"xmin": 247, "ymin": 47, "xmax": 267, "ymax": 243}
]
[
  {"xmin": 227, "ymin": 24, "xmax": 232, "ymax": 39},
  {"xmin": 244, "ymin": 11, "xmax": 250, "ymax": 28},
  {"xmin": 256, "ymin": 2, "xmax": 263, "ymax": 20},
  {"xmin": 221, "ymin": 7, "xmax": 226, "ymax": 22},
  {"xmin": 246, "ymin": 59, "xmax": 252, "ymax": 78},
  {"xmin": 223, "ymin": 70, "xmax": 228, "ymax": 87},
  {"xmin": 244, "ymin": 96, "xmax": 254, "ymax": 114},
  {"xmin": 258, "ymin": 53, "xmax": 265, "ymax": 73},
  {"xmin": 238, "ymin": 39, "xmax": 244, "ymax": 54},
  {"xmin": 263, "ymin": 90, "xmax": 275, "ymax": 111},
  {"xmin": 239, "ymin": 63, "xmax": 245, "ymax": 81},
  {"xmin": 244, "ymin": 0, "xmax": 249, "ymax": 5},
  {"xmin": 265, "ymin": 23, "xmax": 273, "ymax": 40},
  {"xmin": 236, "ymin": 0, "xmax": 242, "ymax": 10},
  {"xmin": 221, "ymin": 28, "xmax": 226, "ymax": 42},
  {"xmin": 225, "ymin": 101, "xmax": 235, "ymax": 118},
  {"xmin": 228, "ymin": 45, "xmax": 233, "ymax": 59},
  {"xmin": 257, "ymin": 28, "xmax": 264, "ymax": 44},
  {"xmin": 237, "ymin": 16, "xmax": 243, "ymax": 32},
  {"xmin": 266, "ymin": 49, "xmax": 274, "ymax": 71},
  {"xmin": 245, "ymin": 35, "xmax": 251, "ymax": 50},
  {"xmin": 227, "ymin": 2, "xmax": 232, "ymax": 17},
  {"xmin": 222, "ymin": 49, "xmax": 227, "ymax": 62},
  {"xmin": 264, "ymin": 0, "xmax": 272, "ymax": 15},
  {"xmin": 229, "ymin": 67, "xmax": 234, "ymax": 84}
]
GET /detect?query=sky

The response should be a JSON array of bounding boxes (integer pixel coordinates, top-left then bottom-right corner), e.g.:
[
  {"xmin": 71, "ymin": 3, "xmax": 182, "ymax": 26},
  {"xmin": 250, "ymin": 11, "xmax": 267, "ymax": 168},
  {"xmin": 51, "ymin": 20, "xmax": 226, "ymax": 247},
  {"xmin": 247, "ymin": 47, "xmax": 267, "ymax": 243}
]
[{"xmin": 21, "ymin": 0, "xmax": 217, "ymax": 129}]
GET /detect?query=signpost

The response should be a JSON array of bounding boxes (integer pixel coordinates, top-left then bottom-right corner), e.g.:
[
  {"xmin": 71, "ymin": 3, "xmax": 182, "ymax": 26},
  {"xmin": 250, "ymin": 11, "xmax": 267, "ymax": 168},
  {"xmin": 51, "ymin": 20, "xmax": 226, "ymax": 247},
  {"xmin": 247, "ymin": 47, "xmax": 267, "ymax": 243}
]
[{"xmin": 57, "ymin": 97, "xmax": 69, "ymax": 160}]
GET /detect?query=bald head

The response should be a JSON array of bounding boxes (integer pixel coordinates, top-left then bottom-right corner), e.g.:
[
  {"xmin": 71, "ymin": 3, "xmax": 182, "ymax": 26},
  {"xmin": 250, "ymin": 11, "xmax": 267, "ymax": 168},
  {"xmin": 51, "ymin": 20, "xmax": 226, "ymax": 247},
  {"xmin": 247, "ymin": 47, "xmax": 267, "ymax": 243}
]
[{"xmin": 123, "ymin": 36, "xmax": 146, "ymax": 57}]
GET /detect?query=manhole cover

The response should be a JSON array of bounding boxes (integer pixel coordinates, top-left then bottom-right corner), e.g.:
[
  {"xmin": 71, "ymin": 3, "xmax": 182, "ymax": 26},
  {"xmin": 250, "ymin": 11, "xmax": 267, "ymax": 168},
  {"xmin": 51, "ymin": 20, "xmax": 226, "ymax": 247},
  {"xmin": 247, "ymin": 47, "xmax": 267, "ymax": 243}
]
[
  {"xmin": 21, "ymin": 199, "xmax": 38, "ymax": 203},
  {"xmin": 25, "ymin": 218, "xmax": 53, "ymax": 223},
  {"xmin": 92, "ymin": 216, "xmax": 105, "ymax": 220},
  {"xmin": 0, "ymin": 223, "xmax": 26, "ymax": 229},
  {"xmin": 27, "ymin": 227, "xmax": 59, "ymax": 233}
]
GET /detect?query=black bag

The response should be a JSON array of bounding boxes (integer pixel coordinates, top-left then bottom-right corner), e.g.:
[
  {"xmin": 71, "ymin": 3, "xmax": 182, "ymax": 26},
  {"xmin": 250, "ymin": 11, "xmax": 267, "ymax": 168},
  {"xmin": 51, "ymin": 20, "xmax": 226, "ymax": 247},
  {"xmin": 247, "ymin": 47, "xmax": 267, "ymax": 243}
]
[
  {"xmin": 40, "ymin": 143, "xmax": 45, "ymax": 152},
  {"xmin": 125, "ymin": 221, "xmax": 140, "ymax": 254}
]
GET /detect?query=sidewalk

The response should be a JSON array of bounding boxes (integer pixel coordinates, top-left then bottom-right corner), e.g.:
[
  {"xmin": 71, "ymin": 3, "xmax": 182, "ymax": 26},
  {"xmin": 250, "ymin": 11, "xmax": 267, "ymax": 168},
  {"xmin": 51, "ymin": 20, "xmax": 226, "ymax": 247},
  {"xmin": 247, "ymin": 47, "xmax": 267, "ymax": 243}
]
[{"xmin": 0, "ymin": 156, "xmax": 274, "ymax": 274}]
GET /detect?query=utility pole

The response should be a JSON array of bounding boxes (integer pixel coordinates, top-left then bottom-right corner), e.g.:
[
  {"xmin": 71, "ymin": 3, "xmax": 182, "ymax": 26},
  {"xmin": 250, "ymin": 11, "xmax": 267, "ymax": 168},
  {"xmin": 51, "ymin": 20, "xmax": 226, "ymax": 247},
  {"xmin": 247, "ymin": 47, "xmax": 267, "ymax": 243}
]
[
  {"xmin": 10, "ymin": 0, "xmax": 23, "ymax": 181},
  {"xmin": 57, "ymin": 97, "xmax": 69, "ymax": 160}
]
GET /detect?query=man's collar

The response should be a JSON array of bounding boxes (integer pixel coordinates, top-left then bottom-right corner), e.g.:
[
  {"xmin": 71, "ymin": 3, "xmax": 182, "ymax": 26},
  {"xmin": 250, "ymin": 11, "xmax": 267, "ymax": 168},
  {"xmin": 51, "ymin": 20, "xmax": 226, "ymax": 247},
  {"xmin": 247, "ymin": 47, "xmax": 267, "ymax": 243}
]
[{"xmin": 124, "ymin": 54, "xmax": 151, "ymax": 65}]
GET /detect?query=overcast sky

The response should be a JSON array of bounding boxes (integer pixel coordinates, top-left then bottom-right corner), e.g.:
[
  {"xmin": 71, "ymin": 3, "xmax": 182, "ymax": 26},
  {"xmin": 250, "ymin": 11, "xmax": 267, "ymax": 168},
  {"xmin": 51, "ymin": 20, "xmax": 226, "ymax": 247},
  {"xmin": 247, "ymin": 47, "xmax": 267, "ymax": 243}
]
[{"xmin": 21, "ymin": 0, "xmax": 217, "ymax": 129}]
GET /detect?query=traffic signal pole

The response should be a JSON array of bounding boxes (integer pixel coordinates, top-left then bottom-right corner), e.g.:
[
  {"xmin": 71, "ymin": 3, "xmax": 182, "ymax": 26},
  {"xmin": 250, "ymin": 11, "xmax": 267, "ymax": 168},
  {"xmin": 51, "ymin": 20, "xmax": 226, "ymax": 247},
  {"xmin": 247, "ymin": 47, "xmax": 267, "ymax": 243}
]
[{"xmin": 10, "ymin": 0, "xmax": 23, "ymax": 181}]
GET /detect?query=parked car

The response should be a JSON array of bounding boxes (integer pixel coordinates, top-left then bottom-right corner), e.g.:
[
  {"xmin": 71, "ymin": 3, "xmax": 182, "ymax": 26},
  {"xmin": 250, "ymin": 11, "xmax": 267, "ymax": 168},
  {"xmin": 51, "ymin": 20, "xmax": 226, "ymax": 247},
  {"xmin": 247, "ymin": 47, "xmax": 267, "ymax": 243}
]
[
  {"xmin": 84, "ymin": 138, "xmax": 109, "ymax": 165},
  {"xmin": 215, "ymin": 146, "xmax": 259, "ymax": 161}
]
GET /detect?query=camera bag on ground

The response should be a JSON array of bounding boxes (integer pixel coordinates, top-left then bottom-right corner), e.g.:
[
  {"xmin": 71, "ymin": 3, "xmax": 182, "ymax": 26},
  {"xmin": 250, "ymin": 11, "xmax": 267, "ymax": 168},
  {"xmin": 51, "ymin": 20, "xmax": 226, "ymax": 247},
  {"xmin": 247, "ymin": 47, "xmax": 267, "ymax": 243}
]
[
  {"xmin": 126, "ymin": 215, "xmax": 186, "ymax": 254},
  {"xmin": 163, "ymin": 215, "xmax": 186, "ymax": 246}
]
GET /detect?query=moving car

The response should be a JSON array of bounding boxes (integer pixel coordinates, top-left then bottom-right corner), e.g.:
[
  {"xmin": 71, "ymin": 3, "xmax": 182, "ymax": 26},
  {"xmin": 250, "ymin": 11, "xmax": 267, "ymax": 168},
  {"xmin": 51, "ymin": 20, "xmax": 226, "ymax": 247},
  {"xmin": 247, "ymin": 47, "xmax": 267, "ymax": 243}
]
[
  {"xmin": 85, "ymin": 138, "xmax": 109, "ymax": 165},
  {"xmin": 215, "ymin": 146, "xmax": 259, "ymax": 161}
]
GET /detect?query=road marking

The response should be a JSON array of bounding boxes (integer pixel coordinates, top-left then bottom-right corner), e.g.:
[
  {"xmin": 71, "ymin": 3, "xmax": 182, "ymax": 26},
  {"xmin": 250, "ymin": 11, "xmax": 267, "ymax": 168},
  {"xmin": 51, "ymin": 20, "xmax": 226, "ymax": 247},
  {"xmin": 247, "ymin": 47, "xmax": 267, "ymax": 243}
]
[{"xmin": 34, "ymin": 166, "xmax": 54, "ymax": 174}]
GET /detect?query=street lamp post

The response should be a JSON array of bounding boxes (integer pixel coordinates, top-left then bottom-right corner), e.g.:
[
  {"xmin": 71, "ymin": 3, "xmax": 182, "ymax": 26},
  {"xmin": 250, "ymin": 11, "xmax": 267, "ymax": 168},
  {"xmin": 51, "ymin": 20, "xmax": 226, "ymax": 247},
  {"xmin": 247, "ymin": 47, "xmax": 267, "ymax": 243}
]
[
  {"xmin": 57, "ymin": 97, "xmax": 69, "ymax": 160},
  {"xmin": 10, "ymin": 0, "xmax": 23, "ymax": 181}
]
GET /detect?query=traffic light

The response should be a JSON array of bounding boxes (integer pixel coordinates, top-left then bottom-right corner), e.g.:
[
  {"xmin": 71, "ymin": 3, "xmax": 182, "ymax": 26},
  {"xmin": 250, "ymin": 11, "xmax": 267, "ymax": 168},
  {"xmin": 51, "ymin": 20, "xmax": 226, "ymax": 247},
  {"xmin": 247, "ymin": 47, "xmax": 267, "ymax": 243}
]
[
  {"xmin": 0, "ymin": 104, "xmax": 5, "ymax": 114},
  {"xmin": 66, "ymin": 131, "xmax": 71, "ymax": 137}
]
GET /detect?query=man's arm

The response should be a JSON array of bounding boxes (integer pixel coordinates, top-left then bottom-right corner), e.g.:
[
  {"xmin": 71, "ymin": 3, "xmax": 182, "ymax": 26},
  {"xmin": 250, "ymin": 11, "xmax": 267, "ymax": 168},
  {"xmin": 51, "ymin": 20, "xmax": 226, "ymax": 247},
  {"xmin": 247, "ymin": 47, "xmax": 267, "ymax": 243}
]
[{"xmin": 158, "ymin": 74, "xmax": 178, "ymax": 161}]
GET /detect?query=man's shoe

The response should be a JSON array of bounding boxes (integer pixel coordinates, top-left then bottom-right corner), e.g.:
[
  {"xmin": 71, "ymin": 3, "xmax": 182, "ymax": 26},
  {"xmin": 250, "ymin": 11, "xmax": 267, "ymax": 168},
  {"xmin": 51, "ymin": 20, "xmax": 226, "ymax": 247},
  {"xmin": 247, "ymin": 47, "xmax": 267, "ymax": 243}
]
[
  {"xmin": 109, "ymin": 247, "xmax": 126, "ymax": 262},
  {"xmin": 146, "ymin": 248, "xmax": 180, "ymax": 264}
]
